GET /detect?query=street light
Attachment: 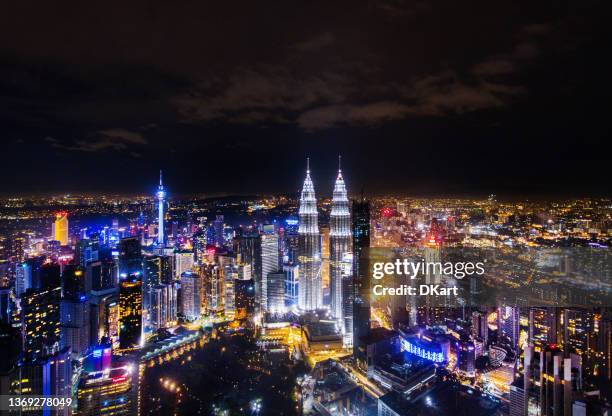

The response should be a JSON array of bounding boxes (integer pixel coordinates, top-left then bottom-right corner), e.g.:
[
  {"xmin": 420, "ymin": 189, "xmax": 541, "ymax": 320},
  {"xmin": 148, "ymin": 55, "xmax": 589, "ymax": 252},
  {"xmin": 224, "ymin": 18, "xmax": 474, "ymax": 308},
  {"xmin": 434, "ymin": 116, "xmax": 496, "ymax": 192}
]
[{"xmin": 250, "ymin": 398, "xmax": 262, "ymax": 414}]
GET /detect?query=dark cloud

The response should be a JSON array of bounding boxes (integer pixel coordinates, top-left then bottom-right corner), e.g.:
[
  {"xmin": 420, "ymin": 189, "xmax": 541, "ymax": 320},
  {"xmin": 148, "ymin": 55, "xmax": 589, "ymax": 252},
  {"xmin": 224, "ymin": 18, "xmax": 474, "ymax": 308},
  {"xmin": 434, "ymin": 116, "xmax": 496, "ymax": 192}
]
[
  {"xmin": 293, "ymin": 33, "xmax": 336, "ymax": 52},
  {"xmin": 0, "ymin": 0, "xmax": 609, "ymax": 196},
  {"xmin": 44, "ymin": 129, "xmax": 147, "ymax": 152}
]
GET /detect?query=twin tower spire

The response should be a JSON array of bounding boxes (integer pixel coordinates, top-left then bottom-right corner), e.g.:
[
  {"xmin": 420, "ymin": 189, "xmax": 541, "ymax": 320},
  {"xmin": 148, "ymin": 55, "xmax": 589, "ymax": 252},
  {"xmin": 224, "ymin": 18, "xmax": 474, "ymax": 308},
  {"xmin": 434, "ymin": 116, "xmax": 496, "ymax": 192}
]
[
  {"xmin": 298, "ymin": 156, "xmax": 347, "ymax": 234},
  {"xmin": 298, "ymin": 157, "xmax": 350, "ymax": 312}
]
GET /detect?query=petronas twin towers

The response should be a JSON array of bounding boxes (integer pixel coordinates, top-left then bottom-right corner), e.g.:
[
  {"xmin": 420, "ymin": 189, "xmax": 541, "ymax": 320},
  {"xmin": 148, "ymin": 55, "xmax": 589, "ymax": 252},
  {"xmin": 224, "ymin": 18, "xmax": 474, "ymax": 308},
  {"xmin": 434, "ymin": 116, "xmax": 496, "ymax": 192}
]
[{"xmin": 298, "ymin": 157, "xmax": 352, "ymax": 316}]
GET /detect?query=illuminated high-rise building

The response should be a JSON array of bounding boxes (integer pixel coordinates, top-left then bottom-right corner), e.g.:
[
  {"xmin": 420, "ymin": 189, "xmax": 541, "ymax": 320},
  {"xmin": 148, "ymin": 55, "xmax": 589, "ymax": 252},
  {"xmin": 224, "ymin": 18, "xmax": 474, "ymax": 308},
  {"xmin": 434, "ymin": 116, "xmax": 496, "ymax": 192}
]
[
  {"xmin": 62, "ymin": 264, "xmax": 86, "ymax": 300},
  {"xmin": 156, "ymin": 170, "xmax": 166, "ymax": 246},
  {"xmin": 352, "ymin": 197, "xmax": 370, "ymax": 361},
  {"xmin": 15, "ymin": 262, "xmax": 32, "ymax": 297},
  {"xmin": 61, "ymin": 264, "xmax": 90, "ymax": 357},
  {"xmin": 223, "ymin": 264, "xmax": 238, "ymax": 317},
  {"xmin": 599, "ymin": 315, "xmax": 612, "ymax": 381},
  {"xmin": 118, "ymin": 274, "xmax": 142, "ymax": 350},
  {"xmin": 76, "ymin": 363, "xmax": 137, "ymax": 415},
  {"xmin": 330, "ymin": 157, "xmax": 351, "ymax": 322},
  {"xmin": 261, "ymin": 232, "xmax": 279, "ymax": 312},
  {"xmin": 53, "ymin": 212, "xmax": 69, "ymax": 246},
  {"xmin": 11, "ymin": 235, "xmax": 26, "ymax": 263},
  {"xmin": 10, "ymin": 347, "xmax": 72, "ymax": 413},
  {"xmin": 193, "ymin": 229, "xmax": 208, "ymax": 265},
  {"xmin": 75, "ymin": 238, "xmax": 99, "ymax": 267},
  {"xmin": 234, "ymin": 230, "xmax": 262, "ymax": 301},
  {"xmin": 234, "ymin": 272, "xmax": 255, "ymax": 318},
  {"xmin": 283, "ymin": 264, "xmax": 299, "ymax": 307},
  {"xmin": 266, "ymin": 271, "xmax": 286, "ymax": 314},
  {"xmin": 175, "ymin": 250, "xmax": 195, "ymax": 279},
  {"xmin": 204, "ymin": 264, "xmax": 223, "ymax": 314},
  {"xmin": 538, "ymin": 345, "xmax": 581, "ymax": 416},
  {"xmin": 213, "ymin": 215, "xmax": 225, "ymax": 247},
  {"xmin": 88, "ymin": 293, "xmax": 117, "ymax": 346},
  {"xmin": 21, "ymin": 286, "xmax": 62, "ymax": 362},
  {"xmin": 148, "ymin": 283, "xmax": 177, "ymax": 330},
  {"xmin": 60, "ymin": 296, "xmax": 90, "ymax": 357},
  {"xmin": 0, "ymin": 288, "xmax": 11, "ymax": 324},
  {"xmin": 529, "ymin": 307, "xmax": 558, "ymax": 352},
  {"xmin": 283, "ymin": 217, "xmax": 300, "ymax": 263},
  {"xmin": 298, "ymin": 158, "xmax": 322, "ymax": 311},
  {"xmin": 87, "ymin": 259, "xmax": 116, "ymax": 294},
  {"xmin": 340, "ymin": 252, "xmax": 353, "ymax": 347},
  {"xmin": 457, "ymin": 340, "xmax": 476, "ymax": 377},
  {"xmin": 118, "ymin": 237, "xmax": 142, "ymax": 277},
  {"xmin": 471, "ymin": 310, "xmax": 489, "ymax": 346},
  {"xmin": 142, "ymin": 254, "xmax": 173, "ymax": 319},
  {"xmin": 563, "ymin": 308, "xmax": 595, "ymax": 359},
  {"xmin": 498, "ymin": 305, "xmax": 520, "ymax": 350},
  {"xmin": 180, "ymin": 271, "xmax": 202, "ymax": 321}
]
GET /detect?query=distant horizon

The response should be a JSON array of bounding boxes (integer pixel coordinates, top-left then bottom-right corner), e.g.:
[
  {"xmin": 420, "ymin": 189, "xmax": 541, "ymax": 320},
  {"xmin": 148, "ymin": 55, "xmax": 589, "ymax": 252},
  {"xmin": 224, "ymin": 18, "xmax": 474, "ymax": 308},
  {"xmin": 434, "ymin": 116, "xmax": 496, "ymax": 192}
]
[{"xmin": 1, "ymin": 190, "xmax": 610, "ymax": 202}]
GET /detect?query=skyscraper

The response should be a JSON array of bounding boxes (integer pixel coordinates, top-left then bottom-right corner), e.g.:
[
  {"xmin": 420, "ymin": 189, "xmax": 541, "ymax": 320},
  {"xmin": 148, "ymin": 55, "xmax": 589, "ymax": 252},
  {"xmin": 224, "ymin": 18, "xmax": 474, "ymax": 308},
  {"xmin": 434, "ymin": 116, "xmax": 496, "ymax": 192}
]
[
  {"xmin": 148, "ymin": 283, "xmax": 176, "ymax": 330},
  {"xmin": 175, "ymin": 250, "xmax": 195, "ymax": 279},
  {"xmin": 75, "ymin": 238, "xmax": 99, "ymax": 267},
  {"xmin": 53, "ymin": 212, "xmax": 69, "ymax": 246},
  {"xmin": 499, "ymin": 305, "xmax": 521, "ymax": 350},
  {"xmin": 86, "ymin": 259, "xmax": 116, "ymax": 294},
  {"xmin": 15, "ymin": 262, "xmax": 32, "ymax": 297},
  {"xmin": 180, "ymin": 271, "xmax": 202, "ymax": 321},
  {"xmin": 213, "ymin": 215, "xmax": 225, "ymax": 247},
  {"xmin": 352, "ymin": 197, "xmax": 370, "ymax": 365},
  {"xmin": 62, "ymin": 264, "xmax": 86, "ymax": 301},
  {"xmin": 11, "ymin": 347, "xmax": 72, "ymax": 415},
  {"xmin": 60, "ymin": 296, "xmax": 90, "ymax": 357},
  {"xmin": 118, "ymin": 237, "xmax": 142, "ymax": 277},
  {"xmin": 283, "ymin": 264, "xmax": 299, "ymax": 308},
  {"xmin": 60, "ymin": 264, "xmax": 90, "ymax": 357},
  {"xmin": 235, "ymin": 231, "xmax": 262, "ymax": 299},
  {"xmin": 156, "ymin": 169, "xmax": 166, "ymax": 246},
  {"xmin": 298, "ymin": 159, "xmax": 322, "ymax": 311},
  {"xmin": 118, "ymin": 274, "xmax": 142, "ymax": 350},
  {"xmin": 529, "ymin": 307, "xmax": 558, "ymax": 352},
  {"xmin": 223, "ymin": 264, "xmax": 237, "ymax": 317},
  {"xmin": 266, "ymin": 272, "xmax": 286, "ymax": 314},
  {"xmin": 143, "ymin": 254, "xmax": 173, "ymax": 318},
  {"xmin": 204, "ymin": 264, "xmax": 223, "ymax": 315},
  {"xmin": 21, "ymin": 286, "xmax": 62, "ymax": 361},
  {"xmin": 330, "ymin": 157, "xmax": 351, "ymax": 322},
  {"xmin": 76, "ymin": 362, "xmax": 137, "ymax": 415},
  {"xmin": 261, "ymin": 232, "xmax": 279, "ymax": 312}
]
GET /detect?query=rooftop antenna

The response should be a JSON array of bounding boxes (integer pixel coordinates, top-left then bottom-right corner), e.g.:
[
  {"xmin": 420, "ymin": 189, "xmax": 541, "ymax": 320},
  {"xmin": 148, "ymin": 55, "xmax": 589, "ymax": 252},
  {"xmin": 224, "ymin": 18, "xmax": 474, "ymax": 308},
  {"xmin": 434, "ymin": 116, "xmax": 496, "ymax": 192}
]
[
  {"xmin": 159, "ymin": 169, "xmax": 163, "ymax": 187},
  {"xmin": 306, "ymin": 157, "xmax": 310, "ymax": 173},
  {"xmin": 338, "ymin": 155, "xmax": 342, "ymax": 172}
]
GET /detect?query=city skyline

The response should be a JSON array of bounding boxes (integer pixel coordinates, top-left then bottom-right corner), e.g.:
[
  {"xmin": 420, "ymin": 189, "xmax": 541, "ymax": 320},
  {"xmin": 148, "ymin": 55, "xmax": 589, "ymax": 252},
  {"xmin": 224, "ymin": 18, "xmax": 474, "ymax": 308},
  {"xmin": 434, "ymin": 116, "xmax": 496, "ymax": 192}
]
[{"xmin": 1, "ymin": 169, "xmax": 611, "ymax": 416}]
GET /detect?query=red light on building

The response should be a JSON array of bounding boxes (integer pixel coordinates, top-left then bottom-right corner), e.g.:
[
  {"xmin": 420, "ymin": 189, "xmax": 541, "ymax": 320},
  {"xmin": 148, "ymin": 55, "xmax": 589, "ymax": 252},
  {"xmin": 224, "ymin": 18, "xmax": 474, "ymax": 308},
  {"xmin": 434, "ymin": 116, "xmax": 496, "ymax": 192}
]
[
  {"xmin": 425, "ymin": 233, "xmax": 441, "ymax": 248},
  {"xmin": 382, "ymin": 208, "xmax": 393, "ymax": 218}
]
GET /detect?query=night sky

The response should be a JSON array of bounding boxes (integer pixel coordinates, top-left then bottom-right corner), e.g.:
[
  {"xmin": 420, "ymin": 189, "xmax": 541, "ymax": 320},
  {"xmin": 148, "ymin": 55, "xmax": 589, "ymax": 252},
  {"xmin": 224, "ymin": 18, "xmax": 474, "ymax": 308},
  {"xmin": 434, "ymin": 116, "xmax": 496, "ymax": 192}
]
[{"xmin": 1, "ymin": 0, "xmax": 610, "ymax": 198}]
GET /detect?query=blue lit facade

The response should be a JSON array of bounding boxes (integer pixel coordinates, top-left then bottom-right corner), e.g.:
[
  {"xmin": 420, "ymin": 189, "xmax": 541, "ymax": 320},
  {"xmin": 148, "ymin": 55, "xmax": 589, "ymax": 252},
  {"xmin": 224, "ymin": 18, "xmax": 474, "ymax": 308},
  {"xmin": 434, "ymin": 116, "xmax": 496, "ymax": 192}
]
[
  {"xmin": 156, "ymin": 170, "xmax": 166, "ymax": 246},
  {"xmin": 400, "ymin": 336, "xmax": 449, "ymax": 363}
]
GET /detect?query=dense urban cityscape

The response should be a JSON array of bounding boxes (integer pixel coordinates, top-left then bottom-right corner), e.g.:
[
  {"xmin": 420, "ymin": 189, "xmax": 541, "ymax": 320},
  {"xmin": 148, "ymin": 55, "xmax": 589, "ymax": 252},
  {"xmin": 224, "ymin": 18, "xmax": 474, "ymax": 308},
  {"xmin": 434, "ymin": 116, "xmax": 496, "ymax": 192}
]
[{"xmin": 0, "ymin": 163, "xmax": 610, "ymax": 415}]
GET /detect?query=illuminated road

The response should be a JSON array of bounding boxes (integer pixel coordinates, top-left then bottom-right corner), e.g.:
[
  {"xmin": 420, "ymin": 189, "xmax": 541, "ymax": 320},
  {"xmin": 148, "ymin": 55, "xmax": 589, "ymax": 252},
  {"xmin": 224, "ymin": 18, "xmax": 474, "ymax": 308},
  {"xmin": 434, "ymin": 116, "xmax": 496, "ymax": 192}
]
[{"xmin": 332, "ymin": 359, "xmax": 385, "ymax": 398}]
